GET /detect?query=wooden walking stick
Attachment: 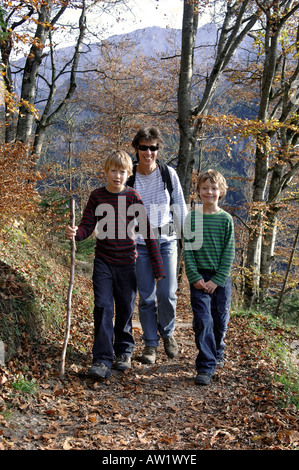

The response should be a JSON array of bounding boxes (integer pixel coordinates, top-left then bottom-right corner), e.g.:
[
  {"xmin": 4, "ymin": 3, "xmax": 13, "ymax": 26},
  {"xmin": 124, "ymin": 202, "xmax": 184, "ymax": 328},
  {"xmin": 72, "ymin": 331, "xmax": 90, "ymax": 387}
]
[{"xmin": 60, "ymin": 196, "xmax": 76, "ymax": 379}]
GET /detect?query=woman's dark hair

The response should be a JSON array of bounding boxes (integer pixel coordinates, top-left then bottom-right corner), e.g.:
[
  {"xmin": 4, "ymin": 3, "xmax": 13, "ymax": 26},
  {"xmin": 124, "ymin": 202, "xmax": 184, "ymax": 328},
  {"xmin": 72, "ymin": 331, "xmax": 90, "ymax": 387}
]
[{"xmin": 131, "ymin": 126, "xmax": 164, "ymax": 149}]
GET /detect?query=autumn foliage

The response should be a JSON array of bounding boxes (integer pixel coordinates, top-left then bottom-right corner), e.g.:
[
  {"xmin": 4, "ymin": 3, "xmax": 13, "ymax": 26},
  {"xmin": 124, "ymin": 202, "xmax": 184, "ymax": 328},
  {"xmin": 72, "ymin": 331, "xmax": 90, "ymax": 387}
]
[
  {"xmin": 0, "ymin": 0, "xmax": 298, "ymax": 452},
  {"xmin": 0, "ymin": 142, "xmax": 40, "ymax": 221}
]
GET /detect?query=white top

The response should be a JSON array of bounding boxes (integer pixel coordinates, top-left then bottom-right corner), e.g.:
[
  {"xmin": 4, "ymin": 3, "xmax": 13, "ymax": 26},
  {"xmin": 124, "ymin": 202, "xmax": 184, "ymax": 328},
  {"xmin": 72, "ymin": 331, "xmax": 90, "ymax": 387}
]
[{"xmin": 134, "ymin": 165, "xmax": 187, "ymax": 244}]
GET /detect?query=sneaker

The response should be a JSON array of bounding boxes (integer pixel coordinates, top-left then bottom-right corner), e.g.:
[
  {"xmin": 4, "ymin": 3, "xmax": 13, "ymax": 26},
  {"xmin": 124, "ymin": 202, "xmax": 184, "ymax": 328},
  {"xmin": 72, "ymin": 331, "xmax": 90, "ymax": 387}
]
[
  {"xmin": 88, "ymin": 361, "xmax": 111, "ymax": 380},
  {"xmin": 194, "ymin": 372, "xmax": 211, "ymax": 385},
  {"xmin": 141, "ymin": 346, "xmax": 157, "ymax": 364},
  {"xmin": 217, "ymin": 359, "xmax": 224, "ymax": 369},
  {"xmin": 114, "ymin": 355, "xmax": 131, "ymax": 371},
  {"xmin": 163, "ymin": 336, "xmax": 178, "ymax": 358}
]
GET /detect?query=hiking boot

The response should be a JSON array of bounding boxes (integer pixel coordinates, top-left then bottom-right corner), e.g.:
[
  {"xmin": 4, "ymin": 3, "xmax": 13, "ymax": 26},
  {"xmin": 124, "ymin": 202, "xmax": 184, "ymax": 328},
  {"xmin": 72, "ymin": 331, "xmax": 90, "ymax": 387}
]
[
  {"xmin": 194, "ymin": 372, "xmax": 211, "ymax": 386},
  {"xmin": 88, "ymin": 361, "xmax": 111, "ymax": 380},
  {"xmin": 114, "ymin": 355, "xmax": 131, "ymax": 371},
  {"xmin": 163, "ymin": 336, "xmax": 178, "ymax": 358},
  {"xmin": 141, "ymin": 346, "xmax": 157, "ymax": 364}
]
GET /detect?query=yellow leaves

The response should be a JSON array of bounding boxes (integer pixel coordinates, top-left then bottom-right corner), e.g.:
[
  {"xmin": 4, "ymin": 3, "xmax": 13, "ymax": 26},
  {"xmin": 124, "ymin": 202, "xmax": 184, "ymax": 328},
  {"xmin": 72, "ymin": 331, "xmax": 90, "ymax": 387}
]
[
  {"xmin": 0, "ymin": 142, "xmax": 40, "ymax": 221},
  {"xmin": 19, "ymin": 98, "xmax": 40, "ymax": 118},
  {"xmin": 2, "ymin": 87, "xmax": 40, "ymax": 118},
  {"xmin": 86, "ymin": 413, "xmax": 98, "ymax": 423},
  {"xmin": 200, "ymin": 114, "xmax": 297, "ymax": 141}
]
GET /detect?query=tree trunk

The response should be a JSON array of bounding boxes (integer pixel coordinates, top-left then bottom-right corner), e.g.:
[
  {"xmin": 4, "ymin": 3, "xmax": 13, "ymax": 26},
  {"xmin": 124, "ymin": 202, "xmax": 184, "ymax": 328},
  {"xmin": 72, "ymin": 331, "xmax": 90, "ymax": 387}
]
[
  {"xmin": 176, "ymin": 0, "xmax": 199, "ymax": 201},
  {"xmin": 244, "ymin": 12, "xmax": 282, "ymax": 306},
  {"xmin": 259, "ymin": 138, "xmax": 299, "ymax": 300},
  {"xmin": 0, "ymin": 5, "xmax": 33, "ymax": 143},
  {"xmin": 260, "ymin": 207, "xmax": 278, "ymax": 301},
  {"xmin": 33, "ymin": 4, "xmax": 87, "ymax": 157},
  {"xmin": 16, "ymin": 2, "xmax": 53, "ymax": 144},
  {"xmin": 244, "ymin": 134, "xmax": 270, "ymax": 305},
  {"xmin": 176, "ymin": 0, "xmax": 259, "ymax": 200},
  {"xmin": 0, "ymin": 31, "xmax": 15, "ymax": 142},
  {"xmin": 274, "ymin": 225, "xmax": 299, "ymax": 318},
  {"xmin": 244, "ymin": 1, "xmax": 299, "ymax": 307}
]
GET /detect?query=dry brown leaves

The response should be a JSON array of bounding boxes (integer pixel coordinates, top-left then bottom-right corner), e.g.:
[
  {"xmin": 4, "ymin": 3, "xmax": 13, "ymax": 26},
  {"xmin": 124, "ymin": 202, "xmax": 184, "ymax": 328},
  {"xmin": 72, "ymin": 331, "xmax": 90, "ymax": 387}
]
[
  {"xmin": 0, "ymin": 142, "xmax": 41, "ymax": 221},
  {"xmin": 0, "ymin": 284, "xmax": 298, "ymax": 452}
]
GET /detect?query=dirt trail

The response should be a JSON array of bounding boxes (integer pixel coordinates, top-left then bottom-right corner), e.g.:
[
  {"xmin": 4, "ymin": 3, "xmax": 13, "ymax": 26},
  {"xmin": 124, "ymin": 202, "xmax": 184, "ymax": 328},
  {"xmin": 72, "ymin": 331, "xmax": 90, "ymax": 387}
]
[{"xmin": 0, "ymin": 286, "xmax": 298, "ymax": 451}]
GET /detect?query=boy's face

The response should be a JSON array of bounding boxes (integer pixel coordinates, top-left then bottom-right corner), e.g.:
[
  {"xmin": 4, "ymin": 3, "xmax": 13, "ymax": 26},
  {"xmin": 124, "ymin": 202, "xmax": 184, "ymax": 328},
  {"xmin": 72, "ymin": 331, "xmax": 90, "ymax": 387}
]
[
  {"xmin": 199, "ymin": 178, "xmax": 221, "ymax": 206},
  {"xmin": 106, "ymin": 165, "xmax": 128, "ymax": 193}
]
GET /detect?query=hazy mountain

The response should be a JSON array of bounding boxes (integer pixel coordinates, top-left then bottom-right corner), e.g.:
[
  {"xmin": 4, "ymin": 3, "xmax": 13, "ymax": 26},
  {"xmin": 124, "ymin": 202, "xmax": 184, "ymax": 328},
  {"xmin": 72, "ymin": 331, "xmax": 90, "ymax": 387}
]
[
  {"xmin": 12, "ymin": 22, "xmax": 255, "ymax": 91},
  {"xmin": 13, "ymin": 23, "xmax": 255, "ymax": 206}
]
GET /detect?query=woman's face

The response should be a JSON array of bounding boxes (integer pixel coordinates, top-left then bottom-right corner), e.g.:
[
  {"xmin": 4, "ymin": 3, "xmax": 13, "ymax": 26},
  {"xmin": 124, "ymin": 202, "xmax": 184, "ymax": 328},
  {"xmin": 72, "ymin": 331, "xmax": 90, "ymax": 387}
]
[{"xmin": 137, "ymin": 139, "xmax": 159, "ymax": 172}]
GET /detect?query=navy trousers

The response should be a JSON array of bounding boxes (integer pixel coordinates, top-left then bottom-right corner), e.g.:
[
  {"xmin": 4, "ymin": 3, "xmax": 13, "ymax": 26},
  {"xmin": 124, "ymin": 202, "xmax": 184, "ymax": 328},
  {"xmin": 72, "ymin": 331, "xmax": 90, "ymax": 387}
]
[
  {"xmin": 190, "ymin": 271, "xmax": 231, "ymax": 376},
  {"xmin": 92, "ymin": 257, "xmax": 137, "ymax": 367}
]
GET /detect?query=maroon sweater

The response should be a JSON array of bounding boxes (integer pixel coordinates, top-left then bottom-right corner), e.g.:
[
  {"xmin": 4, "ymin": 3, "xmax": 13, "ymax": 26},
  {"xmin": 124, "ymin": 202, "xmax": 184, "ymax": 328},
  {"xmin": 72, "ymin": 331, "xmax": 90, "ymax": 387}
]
[{"xmin": 75, "ymin": 186, "xmax": 165, "ymax": 279}]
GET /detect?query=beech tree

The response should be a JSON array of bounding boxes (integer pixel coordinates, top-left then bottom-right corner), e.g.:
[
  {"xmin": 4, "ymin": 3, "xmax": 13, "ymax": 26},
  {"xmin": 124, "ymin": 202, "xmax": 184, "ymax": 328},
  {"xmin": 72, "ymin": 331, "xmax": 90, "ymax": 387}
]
[
  {"xmin": 176, "ymin": 0, "xmax": 260, "ymax": 200},
  {"xmin": 0, "ymin": 0, "xmax": 127, "ymax": 155},
  {"xmin": 68, "ymin": 32, "xmax": 180, "ymax": 155},
  {"xmin": 37, "ymin": 30, "xmax": 182, "ymax": 216},
  {"xmin": 176, "ymin": 0, "xmax": 298, "ymax": 308},
  {"xmin": 1, "ymin": 0, "xmax": 74, "ymax": 145},
  {"xmin": 243, "ymin": 1, "xmax": 299, "ymax": 306}
]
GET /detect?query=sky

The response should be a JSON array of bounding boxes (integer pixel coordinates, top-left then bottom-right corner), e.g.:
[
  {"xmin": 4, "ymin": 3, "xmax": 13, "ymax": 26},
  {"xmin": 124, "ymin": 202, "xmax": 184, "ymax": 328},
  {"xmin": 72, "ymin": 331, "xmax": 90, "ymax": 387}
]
[
  {"xmin": 9, "ymin": 0, "xmax": 211, "ymax": 55},
  {"xmin": 116, "ymin": 0, "xmax": 185, "ymax": 33},
  {"xmin": 88, "ymin": 0, "xmax": 211, "ymax": 39},
  {"xmin": 53, "ymin": 0, "xmax": 187, "ymax": 48}
]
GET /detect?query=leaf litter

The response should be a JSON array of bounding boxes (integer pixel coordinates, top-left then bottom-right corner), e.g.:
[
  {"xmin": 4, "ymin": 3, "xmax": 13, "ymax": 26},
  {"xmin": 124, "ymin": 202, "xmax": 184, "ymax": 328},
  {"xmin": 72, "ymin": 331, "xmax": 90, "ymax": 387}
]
[{"xmin": 0, "ymin": 280, "xmax": 298, "ymax": 451}]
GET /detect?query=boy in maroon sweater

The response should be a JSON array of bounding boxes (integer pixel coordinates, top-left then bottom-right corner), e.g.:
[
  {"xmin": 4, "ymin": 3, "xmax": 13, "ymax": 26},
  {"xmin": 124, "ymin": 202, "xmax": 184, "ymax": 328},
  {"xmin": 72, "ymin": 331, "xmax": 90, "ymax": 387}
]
[{"xmin": 66, "ymin": 150, "xmax": 165, "ymax": 380}]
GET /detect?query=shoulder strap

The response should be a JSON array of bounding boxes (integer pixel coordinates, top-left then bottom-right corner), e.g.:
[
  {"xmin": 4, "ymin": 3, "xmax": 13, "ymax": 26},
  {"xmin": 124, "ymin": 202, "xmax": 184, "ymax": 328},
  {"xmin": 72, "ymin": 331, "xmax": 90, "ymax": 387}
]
[
  {"xmin": 126, "ymin": 159, "xmax": 173, "ymax": 204},
  {"xmin": 126, "ymin": 163, "xmax": 137, "ymax": 188},
  {"xmin": 157, "ymin": 160, "xmax": 173, "ymax": 201}
]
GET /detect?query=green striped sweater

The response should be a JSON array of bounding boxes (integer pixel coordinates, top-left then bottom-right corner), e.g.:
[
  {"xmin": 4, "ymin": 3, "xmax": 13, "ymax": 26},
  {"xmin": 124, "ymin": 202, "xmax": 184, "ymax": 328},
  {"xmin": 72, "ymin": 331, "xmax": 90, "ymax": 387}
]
[{"xmin": 183, "ymin": 208, "xmax": 235, "ymax": 286}]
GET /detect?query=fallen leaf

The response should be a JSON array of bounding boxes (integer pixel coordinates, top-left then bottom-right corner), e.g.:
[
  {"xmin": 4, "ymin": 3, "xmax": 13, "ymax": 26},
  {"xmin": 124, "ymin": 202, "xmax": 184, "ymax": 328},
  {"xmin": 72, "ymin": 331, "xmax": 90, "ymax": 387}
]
[{"xmin": 63, "ymin": 437, "xmax": 72, "ymax": 450}]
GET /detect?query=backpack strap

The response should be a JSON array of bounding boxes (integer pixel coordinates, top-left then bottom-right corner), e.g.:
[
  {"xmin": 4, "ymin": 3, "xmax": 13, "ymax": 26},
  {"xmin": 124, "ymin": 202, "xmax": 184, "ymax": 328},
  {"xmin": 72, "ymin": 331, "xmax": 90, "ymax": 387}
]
[
  {"xmin": 157, "ymin": 160, "xmax": 173, "ymax": 205},
  {"xmin": 126, "ymin": 163, "xmax": 137, "ymax": 188},
  {"xmin": 126, "ymin": 159, "xmax": 173, "ymax": 205}
]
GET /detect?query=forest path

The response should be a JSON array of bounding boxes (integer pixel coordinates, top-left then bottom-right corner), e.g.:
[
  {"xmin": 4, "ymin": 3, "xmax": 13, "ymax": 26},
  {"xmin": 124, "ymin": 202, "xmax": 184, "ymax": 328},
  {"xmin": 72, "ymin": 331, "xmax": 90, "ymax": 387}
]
[{"xmin": 0, "ymin": 281, "xmax": 298, "ymax": 451}]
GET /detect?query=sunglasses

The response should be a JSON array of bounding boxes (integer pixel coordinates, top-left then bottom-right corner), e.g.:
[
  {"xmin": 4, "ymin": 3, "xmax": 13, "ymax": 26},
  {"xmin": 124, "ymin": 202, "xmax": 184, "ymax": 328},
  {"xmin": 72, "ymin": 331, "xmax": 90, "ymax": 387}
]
[{"xmin": 138, "ymin": 145, "xmax": 159, "ymax": 152}]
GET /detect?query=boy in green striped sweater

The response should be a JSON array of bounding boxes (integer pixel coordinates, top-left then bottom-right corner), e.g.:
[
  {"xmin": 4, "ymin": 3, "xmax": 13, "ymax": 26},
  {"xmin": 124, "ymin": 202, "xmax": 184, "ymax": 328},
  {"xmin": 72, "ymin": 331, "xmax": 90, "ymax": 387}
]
[{"xmin": 184, "ymin": 170, "xmax": 235, "ymax": 385}]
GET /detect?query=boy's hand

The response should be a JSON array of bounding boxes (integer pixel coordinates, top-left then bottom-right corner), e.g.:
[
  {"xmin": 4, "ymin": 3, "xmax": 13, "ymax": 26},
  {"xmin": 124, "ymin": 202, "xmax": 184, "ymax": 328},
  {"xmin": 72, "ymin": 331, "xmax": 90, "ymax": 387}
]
[
  {"xmin": 204, "ymin": 280, "xmax": 218, "ymax": 294},
  {"xmin": 193, "ymin": 279, "xmax": 207, "ymax": 290},
  {"xmin": 65, "ymin": 225, "xmax": 78, "ymax": 240},
  {"xmin": 193, "ymin": 279, "xmax": 218, "ymax": 294}
]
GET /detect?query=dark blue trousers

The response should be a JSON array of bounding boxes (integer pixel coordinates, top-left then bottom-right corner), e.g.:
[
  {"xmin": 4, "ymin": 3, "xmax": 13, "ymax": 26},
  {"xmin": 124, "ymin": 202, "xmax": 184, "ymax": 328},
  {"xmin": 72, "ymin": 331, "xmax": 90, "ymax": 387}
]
[
  {"xmin": 92, "ymin": 257, "xmax": 137, "ymax": 367},
  {"xmin": 190, "ymin": 271, "xmax": 231, "ymax": 376}
]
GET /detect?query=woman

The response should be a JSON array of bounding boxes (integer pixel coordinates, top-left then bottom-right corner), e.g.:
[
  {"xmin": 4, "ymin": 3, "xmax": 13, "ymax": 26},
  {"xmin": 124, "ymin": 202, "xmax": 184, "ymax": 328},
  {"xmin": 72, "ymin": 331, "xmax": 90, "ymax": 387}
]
[{"xmin": 128, "ymin": 126, "xmax": 187, "ymax": 364}]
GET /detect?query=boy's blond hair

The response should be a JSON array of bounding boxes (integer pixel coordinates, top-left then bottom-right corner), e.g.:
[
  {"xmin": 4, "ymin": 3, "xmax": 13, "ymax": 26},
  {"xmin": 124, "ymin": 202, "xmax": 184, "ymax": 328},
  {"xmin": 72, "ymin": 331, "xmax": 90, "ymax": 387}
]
[
  {"xmin": 104, "ymin": 150, "xmax": 133, "ymax": 177},
  {"xmin": 197, "ymin": 169, "xmax": 228, "ymax": 200}
]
